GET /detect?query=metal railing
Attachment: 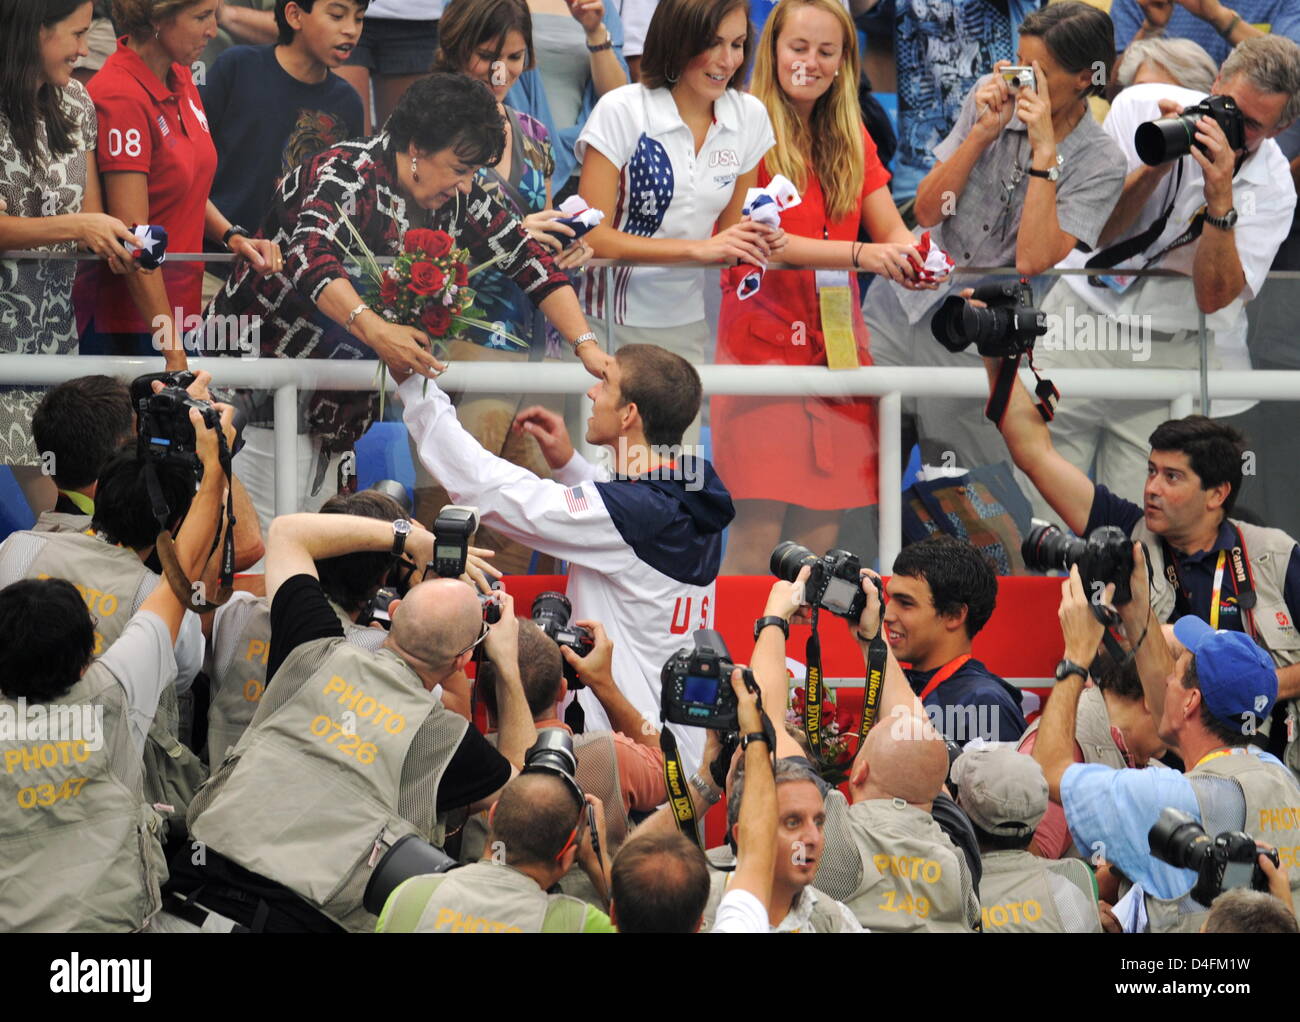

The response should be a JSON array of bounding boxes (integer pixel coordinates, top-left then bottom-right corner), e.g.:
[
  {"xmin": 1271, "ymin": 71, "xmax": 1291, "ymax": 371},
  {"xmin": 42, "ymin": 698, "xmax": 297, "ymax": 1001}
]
[{"xmin": 3, "ymin": 256, "xmax": 1299, "ymax": 568}]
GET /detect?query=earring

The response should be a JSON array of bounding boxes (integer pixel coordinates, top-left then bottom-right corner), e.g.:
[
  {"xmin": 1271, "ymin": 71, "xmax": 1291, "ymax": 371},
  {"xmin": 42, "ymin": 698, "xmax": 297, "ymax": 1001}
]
[
  {"xmin": 667, "ymin": 70, "xmax": 679, "ymax": 84},
  {"xmin": 411, "ymin": 158, "xmax": 420, "ymax": 183},
  {"xmin": 834, "ymin": 69, "xmax": 840, "ymax": 78}
]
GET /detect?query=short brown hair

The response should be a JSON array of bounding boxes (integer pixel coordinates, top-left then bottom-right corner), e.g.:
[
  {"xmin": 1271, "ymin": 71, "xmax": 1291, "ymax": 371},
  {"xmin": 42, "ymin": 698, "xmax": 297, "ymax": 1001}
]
[
  {"xmin": 640, "ymin": 0, "xmax": 752, "ymax": 91},
  {"xmin": 113, "ymin": 0, "xmax": 210, "ymax": 38},
  {"xmin": 477, "ymin": 620, "xmax": 564, "ymax": 719},
  {"xmin": 316, "ymin": 491, "xmax": 408, "ymax": 615},
  {"xmin": 433, "ymin": 0, "xmax": 535, "ymax": 75},
  {"xmin": 611, "ymin": 832, "xmax": 710, "ymax": 932},
  {"xmin": 615, "ymin": 343, "xmax": 702, "ymax": 448}
]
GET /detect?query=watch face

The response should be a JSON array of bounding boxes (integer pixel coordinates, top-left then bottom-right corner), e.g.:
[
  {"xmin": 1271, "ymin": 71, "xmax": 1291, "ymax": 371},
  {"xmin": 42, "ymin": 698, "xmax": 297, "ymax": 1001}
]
[{"xmin": 393, "ymin": 519, "xmax": 412, "ymax": 537}]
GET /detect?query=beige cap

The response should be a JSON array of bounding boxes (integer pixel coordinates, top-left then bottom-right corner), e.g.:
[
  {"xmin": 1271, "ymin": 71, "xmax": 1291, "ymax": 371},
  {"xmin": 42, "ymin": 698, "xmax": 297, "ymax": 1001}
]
[{"xmin": 952, "ymin": 744, "xmax": 1049, "ymax": 838}]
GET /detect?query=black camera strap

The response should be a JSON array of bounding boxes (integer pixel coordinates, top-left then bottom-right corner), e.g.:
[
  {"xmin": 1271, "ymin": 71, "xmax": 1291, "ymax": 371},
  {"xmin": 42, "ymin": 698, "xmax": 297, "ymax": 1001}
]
[
  {"xmin": 801, "ymin": 605, "xmax": 825, "ymax": 757},
  {"xmin": 986, "ymin": 348, "xmax": 1058, "ymax": 427},
  {"xmin": 859, "ymin": 635, "xmax": 888, "ymax": 741},
  {"xmin": 1085, "ymin": 161, "xmax": 1185, "ymax": 286},
  {"xmin": 659, "ymin": 680, "xmax": 776, "ymax": 850}
]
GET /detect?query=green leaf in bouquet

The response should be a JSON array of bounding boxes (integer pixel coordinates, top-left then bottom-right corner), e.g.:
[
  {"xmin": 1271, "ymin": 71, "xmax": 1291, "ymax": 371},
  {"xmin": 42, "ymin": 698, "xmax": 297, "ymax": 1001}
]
[{"xmin": 334, "ymin": 204, "xmax": 385, "ymax": 286}]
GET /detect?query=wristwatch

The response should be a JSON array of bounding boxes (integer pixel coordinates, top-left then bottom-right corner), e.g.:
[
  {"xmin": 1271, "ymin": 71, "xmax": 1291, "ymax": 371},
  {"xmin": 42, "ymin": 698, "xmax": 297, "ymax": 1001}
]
[
  {"xmin": 1027, "ymin": 154, "xmax": 1063, "ymax": 182},
  {"xmin": 741, "ymin": 731, "xmax": 771, "ymax": 751},
  {"xmin": 571, "ymin": 331, "xmax": 598, "ymax": 353},
  {"xmin": 753, "ymin": 615, "xmax": 790, "ymax": 641},
  {"xmin": 391, "ymin": 518, "xmax": 412, "ymax": 557},
  {"xmin": 1204, "ymin": 207, "xmax": 1238, "ymax": 231},
  {"xmin": 1054, "ymin": 658, "xmax": 1089, "ymax": 683},
  {"xmin": 221, "ymin": 224, "xmax": 250, "ymax": 250},
  {"xmin": 586, "ymin": 29, "xmax": 613, "ymax": 52}
]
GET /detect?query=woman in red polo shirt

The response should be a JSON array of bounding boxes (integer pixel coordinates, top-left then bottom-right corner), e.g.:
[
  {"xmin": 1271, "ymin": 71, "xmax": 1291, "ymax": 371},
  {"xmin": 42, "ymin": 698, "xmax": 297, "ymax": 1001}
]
[{"xmin": 78, "ymin": 0, "xmax": 280, "ymax": 369}]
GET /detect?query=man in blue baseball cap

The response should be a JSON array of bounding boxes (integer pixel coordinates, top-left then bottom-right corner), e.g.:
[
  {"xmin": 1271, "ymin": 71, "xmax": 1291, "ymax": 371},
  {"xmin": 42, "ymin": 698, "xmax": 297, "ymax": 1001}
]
[{"xmin": 1033, "ymin": 561, "xmax": 1300, "ymax": 933}]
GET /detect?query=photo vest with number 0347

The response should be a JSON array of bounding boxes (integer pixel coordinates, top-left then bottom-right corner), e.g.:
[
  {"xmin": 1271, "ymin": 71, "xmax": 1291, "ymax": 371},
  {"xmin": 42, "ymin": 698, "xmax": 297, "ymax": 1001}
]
[
  {"xmin": 25, "ymin": 531, "xmax": 207, "ymax": 819},
  {"xmin": 1143, "ymin": 749, "xmax": 1300, "ymax": 933},
  {"xmin": 207, "ymin": 596, "xmax": 386, "ymax": 768},
  {"xmin": 978, "ymin": 850, "xmax": 1101, "ymax": 932},
  {"xmin": 0, "ymin": 665, "xmax": 168, "ymax": 931},
  {"xmin": 1135, "ymin": 519, "xmax": 1300, "ymax": 774},
  {"xmin": 188, "ymin": 636, "xmax": 468, "ymax": 931},
  {"xmin": 377, "ymin": 861, "xmax": 591, "ymax": 932},
  {"xmin": 838, "ymin": 798, "xmax": 976, "ymax": 932}
]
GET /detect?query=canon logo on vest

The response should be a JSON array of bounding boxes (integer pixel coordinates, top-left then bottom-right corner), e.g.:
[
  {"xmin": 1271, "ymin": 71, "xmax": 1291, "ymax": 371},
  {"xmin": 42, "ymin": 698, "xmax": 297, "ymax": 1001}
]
[{"xmin": 49, "ymin": 955, "xmax": 151, "ymax": 1003}]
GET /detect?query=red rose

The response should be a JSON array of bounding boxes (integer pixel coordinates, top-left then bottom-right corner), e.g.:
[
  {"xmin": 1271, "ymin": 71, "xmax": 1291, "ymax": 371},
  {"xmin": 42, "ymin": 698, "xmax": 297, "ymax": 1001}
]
[
  {"xmin": 379, "ymin": 272, "xmax": 399, "ymax": 305},
  {"xmin": 453, "ymin": 261, "xmax": 469, "ymax": 287},
  {"xmin": 403, "ymin": 228, "xmax": 439, "ymax": 254},
  {"xmin": 424, "ymin": 230, "xmax": 454, "ymax": 258},
  {"xmin": 421, "ymin": 304, "xmax": 452, "ymax": 337},
  {"xmin": 409, "ymin": 261, "xmax": 446, "ymax": 296}
]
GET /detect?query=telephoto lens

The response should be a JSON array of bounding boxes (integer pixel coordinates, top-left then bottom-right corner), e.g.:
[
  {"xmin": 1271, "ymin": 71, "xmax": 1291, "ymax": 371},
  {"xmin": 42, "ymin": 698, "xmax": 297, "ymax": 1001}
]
[
  {"xmin": 1021, "ymin": 523, "xmax": 1087, "ymax": 574},
  {"xmin": 524, "ymin": 728, "xmax": 579, "ymax": 779},
  {"xmin": 362, "ymin": 835, "xmax": 458, "ymax": 916},
  {"xmin": 770, "ymin": 540, "xmax": 817, "ymax": 582}
]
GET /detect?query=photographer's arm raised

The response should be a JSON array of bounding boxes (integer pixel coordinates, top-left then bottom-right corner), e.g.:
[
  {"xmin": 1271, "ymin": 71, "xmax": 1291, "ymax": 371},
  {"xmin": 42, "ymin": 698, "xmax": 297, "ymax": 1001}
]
[
  {"xmin": 264, "ymin": 514, "xmax": 433, "ymax": 604},
  {"xmin": 566, "ymin": 621, "xmax": 661, "ymax": 748},
  {"xmin": 729, "ymin": 670, "xmax": 778, "ymax": 908},
  {"xmin": 1189, "ymin": 116, "xmax": 1247, "ymax": 314},
  {"xmin": 1116, "ymin": 542, "xmax": 1175, "ymax": 725},
  {"xmin": 482, "ymin": 596, "xmax": 537, "ymax": 771},
  {"xmin": 138, "ymin": 407, "xmax": 230, "ymax": 641},
  {"xmin": 983, "ymin": 354, "xmax": 1093, "ymax": 535}
]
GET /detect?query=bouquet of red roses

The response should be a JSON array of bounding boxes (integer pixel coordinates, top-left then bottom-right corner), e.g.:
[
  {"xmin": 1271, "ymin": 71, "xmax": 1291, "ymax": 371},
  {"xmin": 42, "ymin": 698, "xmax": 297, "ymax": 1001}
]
[
  {"xmin": 337, "ymin": 211, "xmax": 525, "ymax": 409},
  {"xmin": 788, "ymin": 684, "xmax": 859, "ymax": 785}
]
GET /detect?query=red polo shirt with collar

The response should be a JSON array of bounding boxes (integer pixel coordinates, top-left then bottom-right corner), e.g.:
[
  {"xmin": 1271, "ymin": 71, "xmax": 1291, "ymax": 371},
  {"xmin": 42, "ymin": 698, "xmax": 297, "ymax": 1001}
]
[{"xmin": 85, "ymin": 39, "xmax": 216, "ymax": 332}]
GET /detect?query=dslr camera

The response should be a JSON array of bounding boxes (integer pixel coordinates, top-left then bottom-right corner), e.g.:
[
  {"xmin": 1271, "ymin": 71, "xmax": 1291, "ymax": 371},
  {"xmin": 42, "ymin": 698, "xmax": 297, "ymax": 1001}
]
[
  {"xmin": 531, "ymin": 592, "xmax": 595, "ymax": 689},
  {"xmin": 132, "ymin": 370, "xmax": 221, "ymax": 478},
  {"xmin": 771, "ymin": 541, "xmax": 877, "ymax": 622},
  {"xmin": 1135, "ymin": 94, "xmax": 1246, "ymax": 167},
  {"xmin": 429, "ymin": 505, "xmax": 480, "ymax": 578},
  {"xmin": 1149, "ymin": 808, "xmax": 1281, "ymax": 907},
  {"xmin": 1022, "ymin": 523, "xmax": 1135, "ymax": 606},
  {"xmin": 930, "ymin": 281, "xmax": 1047, "ymax": 359},
  {"xmin": 662, "ymin": 629, "xmax": 755, "ymax": 732}
]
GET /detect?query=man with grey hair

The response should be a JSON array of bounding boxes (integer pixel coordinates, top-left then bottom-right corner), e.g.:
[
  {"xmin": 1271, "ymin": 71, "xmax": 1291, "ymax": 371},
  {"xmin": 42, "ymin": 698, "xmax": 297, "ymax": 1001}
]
[
  {"xmin": 697, "ymin": 756, "xmax": 862, "ymax": 932},
  {"xmin": 1204, "ymin": 888, "xmax": 1297, "ymax": 933},
  {"xmin": 176, "ymin": 512, "xmax": 537, "ymax": 932},
  {"xmin": 952, "ymin": 743, "xmax": 1101, "ymax": 932},
  {"xmin": 1028, "ymin": 32, "xmax": 1300, "ymax": 513}
]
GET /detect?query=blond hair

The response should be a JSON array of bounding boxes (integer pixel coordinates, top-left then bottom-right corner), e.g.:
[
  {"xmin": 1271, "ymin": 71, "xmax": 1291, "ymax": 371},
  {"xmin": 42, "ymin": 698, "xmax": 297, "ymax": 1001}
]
[{"xmin": 750, "ymin": 0, "xmax": 863, "ymax": 222}]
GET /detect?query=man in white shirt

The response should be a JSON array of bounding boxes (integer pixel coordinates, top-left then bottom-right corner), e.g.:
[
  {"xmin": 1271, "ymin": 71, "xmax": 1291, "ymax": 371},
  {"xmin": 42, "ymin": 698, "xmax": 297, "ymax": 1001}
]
[
  {"xmin": 401, "ymin": 342, "xmax": 733, "ymax": 769},
  {"xmin": 1033, "ymin": 35, "xmax": 1300, "ymax": 512}
]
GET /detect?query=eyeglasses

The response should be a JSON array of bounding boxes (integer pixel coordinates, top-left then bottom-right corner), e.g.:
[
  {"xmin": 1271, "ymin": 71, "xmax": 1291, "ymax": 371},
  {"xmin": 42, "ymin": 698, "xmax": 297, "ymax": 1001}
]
[{"xmin": 452, "ymin": 619, "xmax": 490, "ymax": 659}]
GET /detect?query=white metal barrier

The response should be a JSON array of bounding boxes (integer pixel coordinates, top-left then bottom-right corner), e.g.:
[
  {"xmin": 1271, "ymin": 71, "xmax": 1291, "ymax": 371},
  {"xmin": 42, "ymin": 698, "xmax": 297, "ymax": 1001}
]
[{"xmin": 4, "ymin": 353, "xmax": 1298, "ymax": 567}]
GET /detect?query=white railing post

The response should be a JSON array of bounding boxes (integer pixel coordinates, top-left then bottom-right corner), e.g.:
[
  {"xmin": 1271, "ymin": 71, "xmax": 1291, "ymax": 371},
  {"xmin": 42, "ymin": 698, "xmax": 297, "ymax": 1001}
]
[
  {"xmin": 273, "ymin": 384, "xmax": 298, "ymax": 517},
  {"xmin": 878, "ymin": 391, "xmax": 903, "ymax": 572}
]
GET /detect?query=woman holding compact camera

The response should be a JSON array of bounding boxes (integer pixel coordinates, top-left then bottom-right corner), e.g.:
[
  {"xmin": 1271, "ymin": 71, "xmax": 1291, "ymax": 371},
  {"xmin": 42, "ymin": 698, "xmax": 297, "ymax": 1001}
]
[{"xmin": 861, "ymin": 0, "xmax": 1126, "ymax": 474}]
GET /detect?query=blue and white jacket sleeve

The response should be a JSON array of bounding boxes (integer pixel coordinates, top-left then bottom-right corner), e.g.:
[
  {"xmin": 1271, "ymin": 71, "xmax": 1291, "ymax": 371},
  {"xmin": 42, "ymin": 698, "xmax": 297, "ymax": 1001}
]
[{"xmin": 399, "ymin": 375, "xmax": 633, "ymax": 572}]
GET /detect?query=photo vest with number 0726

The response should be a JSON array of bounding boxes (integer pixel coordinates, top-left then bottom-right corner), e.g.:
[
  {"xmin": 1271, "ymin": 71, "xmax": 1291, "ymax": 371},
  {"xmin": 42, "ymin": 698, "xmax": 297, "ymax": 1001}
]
[
  {"xmin": 1142, "ymin": 749, "xmax": 1300, "ymax": 933},
  {"xmin": 834, "ymin": 798, "xmax": 978, "ymax": 932},
  {"xmin": 0, "ymin": 665, "xmax": 168, "ymax": 931},
  {"xmin": 978, "ymin": 850, "xmax": 1101, "ymax": 932},
  {"xmin": 187, "ymin": 636, "xmax": 469, "ymax": 932},
  {"xmin": 207, "ymin": 595, "xmax": 387, "ymax": 768},
  {"xmin": 24, "ymin": 530, "xmax": 207, "ymax": 819},
  {"xmin": 1134, "ymin": 518, "xmax": 1300, "ymax": 774}
]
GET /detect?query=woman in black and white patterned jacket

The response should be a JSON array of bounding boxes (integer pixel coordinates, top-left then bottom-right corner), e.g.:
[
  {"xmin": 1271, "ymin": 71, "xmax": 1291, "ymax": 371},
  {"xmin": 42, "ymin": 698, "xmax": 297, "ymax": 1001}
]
[{"xmin": 0, "ymin": 0, "xmax": 138, "ymax": 514}]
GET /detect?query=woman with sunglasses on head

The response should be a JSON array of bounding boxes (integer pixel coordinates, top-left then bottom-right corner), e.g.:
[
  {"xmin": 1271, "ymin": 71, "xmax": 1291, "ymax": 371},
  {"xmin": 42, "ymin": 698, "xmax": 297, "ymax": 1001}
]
[
  {"xmin": 861, "ymin": 1, "xmax": 1126, "ymax": 476},
  {"xmin": 713, "ymin": 0, "xmax": 929, "ymax": 573},
  {"xmin": 420, "ymin": 0, "xmax": 593, "ymax": 573},
  {"xmin": 0, "ymin": 0, "xmax": 138, "ymax": 516},
  {"xmin": 575, "ymin": 0, "xmax": 783, "ymax": 445}
]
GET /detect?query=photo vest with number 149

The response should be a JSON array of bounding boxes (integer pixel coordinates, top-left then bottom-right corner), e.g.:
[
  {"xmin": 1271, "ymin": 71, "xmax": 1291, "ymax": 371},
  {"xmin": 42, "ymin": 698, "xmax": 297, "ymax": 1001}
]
[
  {"xmin": 1134, "ymin": 518, "xmax": 1300, "ymax": 776},
  {"xmin": 188, "ymin": 636, "xmax": 468, "ymax": 932}
]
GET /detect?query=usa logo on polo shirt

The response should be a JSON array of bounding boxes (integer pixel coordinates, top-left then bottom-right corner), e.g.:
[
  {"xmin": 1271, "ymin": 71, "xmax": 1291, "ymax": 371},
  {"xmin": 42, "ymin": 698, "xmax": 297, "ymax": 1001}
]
[{"xmin": 156, "ymin": 115, "xmax": 170, "ymax": 138}]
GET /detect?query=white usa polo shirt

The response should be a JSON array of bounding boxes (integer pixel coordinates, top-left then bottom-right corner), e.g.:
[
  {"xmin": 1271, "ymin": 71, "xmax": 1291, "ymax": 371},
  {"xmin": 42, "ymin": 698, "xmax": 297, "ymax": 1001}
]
[{"xmin": 576, "ymin": 83, "xmax": 774, "ymax": 327}]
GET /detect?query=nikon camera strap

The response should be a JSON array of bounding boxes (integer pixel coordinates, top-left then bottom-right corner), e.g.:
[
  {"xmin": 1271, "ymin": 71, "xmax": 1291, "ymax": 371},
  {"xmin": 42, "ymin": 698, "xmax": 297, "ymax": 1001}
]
[
  {"xmin": 859, "ymin": 635, "xmax": 889, "ymax": 740},
  {"xmin": 801, "ymin": 605, "xmax": 825, "ymax": 756},
  {"xmin": 660, "ymin": 683, "xmax": 777, "ymax": 850}
]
